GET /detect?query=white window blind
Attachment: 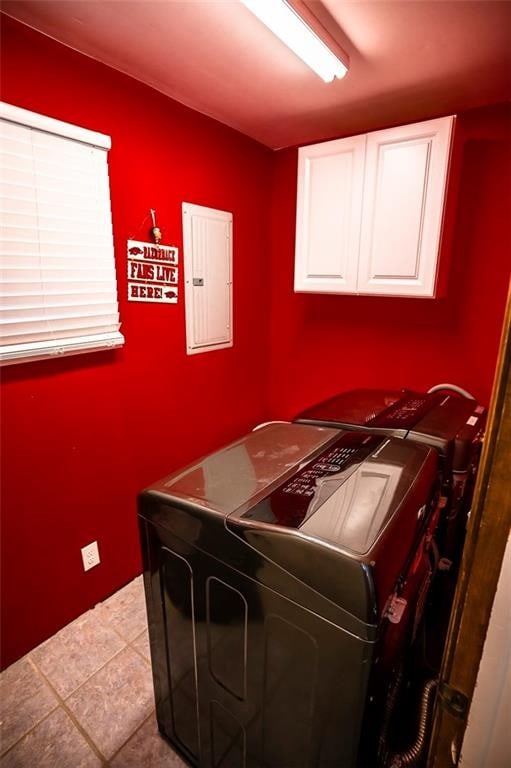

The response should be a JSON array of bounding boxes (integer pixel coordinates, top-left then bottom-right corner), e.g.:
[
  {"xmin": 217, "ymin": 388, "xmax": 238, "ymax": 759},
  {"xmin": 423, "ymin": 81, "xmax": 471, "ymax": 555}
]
[{"xmin": 0, "ymin": 102, "xmax": 124, "ymax": 365}]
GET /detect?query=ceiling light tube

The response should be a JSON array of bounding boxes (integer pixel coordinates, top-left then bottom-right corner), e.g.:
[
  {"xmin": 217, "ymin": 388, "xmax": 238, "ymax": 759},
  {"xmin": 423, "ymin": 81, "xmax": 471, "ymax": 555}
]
[{"xmin": 241, "ymin": 0, "xmax": 348, "ymax": 83}]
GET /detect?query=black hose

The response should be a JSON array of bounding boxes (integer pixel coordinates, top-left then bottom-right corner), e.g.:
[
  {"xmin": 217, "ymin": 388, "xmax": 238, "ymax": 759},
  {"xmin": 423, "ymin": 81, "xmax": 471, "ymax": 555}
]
[{"xmin": 388, "ymin": 679, "xmax": 438, "ymax": 768}]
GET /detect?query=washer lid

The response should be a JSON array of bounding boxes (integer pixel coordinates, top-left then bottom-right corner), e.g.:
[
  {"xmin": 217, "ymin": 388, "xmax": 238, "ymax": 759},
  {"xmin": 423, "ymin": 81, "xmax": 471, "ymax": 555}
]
[
  {"xmin": 235, "ymin": 432, "xmax": 428, "ymax": 555},
  {"xmin": 227, "ymin": 433, "xmax": 438, "ymax": 623},
  {"xmin": 145, "ymin": 422, "xmax": 340, "ymax": 516}
]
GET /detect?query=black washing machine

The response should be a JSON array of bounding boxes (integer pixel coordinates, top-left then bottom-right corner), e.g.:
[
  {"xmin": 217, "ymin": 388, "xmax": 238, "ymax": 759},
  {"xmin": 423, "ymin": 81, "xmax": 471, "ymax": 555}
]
[
  {"xmin": 295, "ymin": 387, "xmax": 486, "ymax": 564},
  {"xmin": 139, "ymin": 422, "xmax": 439, "ymax": 768}
]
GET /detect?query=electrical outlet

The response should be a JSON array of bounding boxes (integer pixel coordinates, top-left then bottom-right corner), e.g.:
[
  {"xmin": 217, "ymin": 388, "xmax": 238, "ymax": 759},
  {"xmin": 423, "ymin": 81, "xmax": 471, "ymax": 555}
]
[{"xmin": 81, "ymin": 541, "xmax": 100, "ymax": 571}]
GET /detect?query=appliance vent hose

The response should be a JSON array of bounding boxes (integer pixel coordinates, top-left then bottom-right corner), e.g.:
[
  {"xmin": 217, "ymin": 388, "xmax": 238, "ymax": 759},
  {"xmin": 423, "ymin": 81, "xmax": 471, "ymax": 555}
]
[
  {"xmin": 388, "ymin": 679, "xmax": 438, "ymax": 768},
  {"xmin": 427, "ymin": 383, "xmax": 475, "ymax": 399}
]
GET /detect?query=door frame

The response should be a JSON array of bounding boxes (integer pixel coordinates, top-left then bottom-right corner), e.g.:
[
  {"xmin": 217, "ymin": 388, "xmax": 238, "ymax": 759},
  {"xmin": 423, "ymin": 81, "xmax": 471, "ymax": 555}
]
[{"xmin": 428, "ymin": 283, "xmax": 511, "ymax": 766}]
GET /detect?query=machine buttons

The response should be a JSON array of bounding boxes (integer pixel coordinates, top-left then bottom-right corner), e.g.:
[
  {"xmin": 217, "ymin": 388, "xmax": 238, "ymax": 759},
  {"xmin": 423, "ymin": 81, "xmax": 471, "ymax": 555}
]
[
  {"xmin": 387, "ymin": 398, "xmax": 428, "ymax": 421},
  {"xmin": 281, "ymin": 446, "xmax": 359, "ymax": 496},
  {"xmin": 313, "ymin": 462, "xmax": 340, "ymax": 473}
]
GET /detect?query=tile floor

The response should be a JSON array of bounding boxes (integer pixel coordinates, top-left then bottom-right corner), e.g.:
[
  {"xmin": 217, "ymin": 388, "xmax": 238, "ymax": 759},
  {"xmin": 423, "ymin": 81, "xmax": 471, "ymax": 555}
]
[{"xmin": 0, "ymin": 576, "xmax": 187, "ymax": 768}]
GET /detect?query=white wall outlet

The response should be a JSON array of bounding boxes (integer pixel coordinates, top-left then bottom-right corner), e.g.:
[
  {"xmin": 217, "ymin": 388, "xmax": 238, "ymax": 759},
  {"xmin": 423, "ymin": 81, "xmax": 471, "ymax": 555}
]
[{"xmin": 81, "ymin": 541, "xmax": 100, "ymax": 571}]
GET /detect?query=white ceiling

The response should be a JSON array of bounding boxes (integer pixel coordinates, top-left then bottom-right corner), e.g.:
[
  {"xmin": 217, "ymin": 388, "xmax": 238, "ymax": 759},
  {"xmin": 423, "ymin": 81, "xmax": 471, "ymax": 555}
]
[{"xmin": 2, "ymin": 0, "xmax": 511, "ymax": 149}]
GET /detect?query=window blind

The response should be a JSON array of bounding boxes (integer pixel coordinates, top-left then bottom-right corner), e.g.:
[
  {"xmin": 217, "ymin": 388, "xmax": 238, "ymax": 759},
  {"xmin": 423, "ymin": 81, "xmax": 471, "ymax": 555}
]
[{"xmin": 0, "ymin": 102, "xmax": 124, "ymax": 365}]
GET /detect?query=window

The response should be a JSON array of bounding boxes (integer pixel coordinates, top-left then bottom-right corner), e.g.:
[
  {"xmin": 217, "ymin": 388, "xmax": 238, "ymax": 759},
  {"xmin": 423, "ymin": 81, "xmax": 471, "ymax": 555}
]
[{"xmin": 0, "ymin": 102, "xmax": 124, "ymax": 365}]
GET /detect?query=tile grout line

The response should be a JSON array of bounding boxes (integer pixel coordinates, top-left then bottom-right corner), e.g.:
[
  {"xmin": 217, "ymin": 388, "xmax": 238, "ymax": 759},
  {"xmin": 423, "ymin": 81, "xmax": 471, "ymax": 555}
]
[
  {"xmin": 102, "ymin": 613, "xmax": 151, "ymax": 666},
  {"xmin": 26, "ymin": 640, "xmax": 154, "ymax": 768},
  {"xmin": 25, "ymin": 577, "xmax": 147, "ymax": 702},
  {"xmin": 0, "ymin": 615, "xmax": 127, "ymax": 758},
  {"xmin": 0, "ymin": 698, "xmax": 60, "ymax": 760},
  {"xmin": 85, "ymin": 582, "xmax": 155, "ymax": 759},
  {"xmin": 27, "ymin": 655, "xmax": 109, "ymax": 766},
  {"xmin": 96, "ymin": 610, "xmax": 148, "ymax": 652},
  {"xmin": 34, "ymin": 636, "xmax": 129, "ymax": 701},
  {"xmin": 128, "ymin": 643, "xmax": 151, "ymax": 667},
  {"xmin": 88, "ymin": 614, "xmax": 156, "ymax": 760},
  {"xmin": 106, "ymin": 710, "xmax": 157, "ymax": 765},
  {"xmin": 91, "ymin": 603, "xmax": 151, "ymax": 666},
  {"xmin": 92, "ymin": 578, "xmax": 149, "ymax": 644},
  {"xmin": 30, "ymin": 623, "xmax": 152, "ymax": 764},
  {"xmin": 0, "ymin": 578, "xmax": 148, "ymax": 764},
  {"xmin": 127, "ymin": 630, "xmax": 151, "ymax": 667},
  {"xmin": 92, "ymin": 586, "xmax": 151, "ymax": 666}
]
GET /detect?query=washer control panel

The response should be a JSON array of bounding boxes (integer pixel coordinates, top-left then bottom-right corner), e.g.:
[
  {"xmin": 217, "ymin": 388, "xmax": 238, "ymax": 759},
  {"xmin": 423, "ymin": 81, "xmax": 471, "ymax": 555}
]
[
  {"xmin": 242, "ymin": 432, "xmax": 383, "ymax": 528},
  {"xmin": 282, "ymin": 445, "xmax": 362, "ymax": 497}
]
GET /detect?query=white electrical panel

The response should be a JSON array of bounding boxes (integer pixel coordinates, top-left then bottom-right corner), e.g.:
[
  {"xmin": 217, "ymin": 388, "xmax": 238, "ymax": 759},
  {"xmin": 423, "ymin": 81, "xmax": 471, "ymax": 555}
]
[{"xmin": 182, "ymin": 202, "xmax": 233, "ymax": 355}]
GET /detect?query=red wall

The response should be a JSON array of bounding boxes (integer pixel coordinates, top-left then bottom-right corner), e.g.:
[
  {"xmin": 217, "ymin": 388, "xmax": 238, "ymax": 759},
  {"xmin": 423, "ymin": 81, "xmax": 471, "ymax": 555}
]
[
  {"xmin": 1, "ymin": 18, "xmax": 510, "ymax": 671},
  {"xmin": 267, "ymin": 106, "xmax": 511, "ymax": 419},
  {"xmin": 0, "ymin": 17, "xmax": 273, "ymax": 668}
]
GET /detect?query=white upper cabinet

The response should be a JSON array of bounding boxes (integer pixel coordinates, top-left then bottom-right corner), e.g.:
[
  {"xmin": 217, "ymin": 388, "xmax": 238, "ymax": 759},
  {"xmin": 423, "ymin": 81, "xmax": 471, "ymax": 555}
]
[{"xmin": 294, "ymin": 116, "xmax": 455, "ymax": 298}]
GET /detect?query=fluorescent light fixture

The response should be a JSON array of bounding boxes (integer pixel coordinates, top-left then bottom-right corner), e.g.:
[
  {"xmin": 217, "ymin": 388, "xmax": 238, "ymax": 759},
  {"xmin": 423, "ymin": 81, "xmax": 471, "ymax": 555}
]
[{"xmin": 241, "ymin": 0, "xmax": 348, "ymax": 83}]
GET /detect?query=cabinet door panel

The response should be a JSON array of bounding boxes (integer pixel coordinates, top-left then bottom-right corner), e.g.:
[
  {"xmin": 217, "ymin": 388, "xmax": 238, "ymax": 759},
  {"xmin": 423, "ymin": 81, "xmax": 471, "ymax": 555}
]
[
  {"xmin": 294, "ymin": 135, "xmax": 365, "ymax": 294},
  {"xmin": 358, "ymin": 116, "xmax": 454, "ymax": 297}
]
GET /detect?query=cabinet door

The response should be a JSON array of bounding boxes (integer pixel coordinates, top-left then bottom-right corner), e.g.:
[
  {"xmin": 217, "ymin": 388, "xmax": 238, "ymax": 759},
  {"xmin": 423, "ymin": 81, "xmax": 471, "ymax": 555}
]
[
  {"xmin": 294, "ymin": 135, "xmax": 366, "ymax": 293},
  {"xmin": 357, "ymin": 116, "xmax": 454, "ymax": 297}
]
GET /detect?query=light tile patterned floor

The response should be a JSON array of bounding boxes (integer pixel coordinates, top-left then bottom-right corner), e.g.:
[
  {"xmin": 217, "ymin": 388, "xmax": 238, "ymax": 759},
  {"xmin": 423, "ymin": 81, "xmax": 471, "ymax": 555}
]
[{"xmin": 0, "ymin": 576, "xmax": 186, "ymax": 767}]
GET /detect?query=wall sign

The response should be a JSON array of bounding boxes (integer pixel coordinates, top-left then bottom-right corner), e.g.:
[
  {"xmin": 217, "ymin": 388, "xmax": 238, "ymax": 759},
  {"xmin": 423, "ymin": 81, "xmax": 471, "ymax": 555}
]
[{"xmin": 127, "ymin": 239, "xmax": 179, "ymax": 303}]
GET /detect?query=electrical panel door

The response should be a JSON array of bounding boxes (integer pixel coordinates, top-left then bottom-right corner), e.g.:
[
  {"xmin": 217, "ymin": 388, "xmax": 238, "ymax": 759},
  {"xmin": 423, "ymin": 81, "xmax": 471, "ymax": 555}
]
[{"xmin": 182, "ymin": 202, "xmax": 233, "ymax": 354}]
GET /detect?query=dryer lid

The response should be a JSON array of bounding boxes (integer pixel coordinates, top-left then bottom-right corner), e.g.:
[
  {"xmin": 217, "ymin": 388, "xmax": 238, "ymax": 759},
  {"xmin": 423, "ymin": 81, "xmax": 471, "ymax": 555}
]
[
  {"xmin": 297, "ymin": 388, "xmax": 452, "ymax": 435},
  {"xmin": 297, "ymin": 389, "xmax": 409, "ymax": 428}
]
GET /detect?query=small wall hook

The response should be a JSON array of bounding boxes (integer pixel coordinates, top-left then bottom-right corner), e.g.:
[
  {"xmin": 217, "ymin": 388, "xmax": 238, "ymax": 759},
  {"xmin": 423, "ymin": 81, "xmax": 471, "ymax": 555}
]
[{"xmin": 150, "ymin": 209, "xmax": 162, "ymax": 244}]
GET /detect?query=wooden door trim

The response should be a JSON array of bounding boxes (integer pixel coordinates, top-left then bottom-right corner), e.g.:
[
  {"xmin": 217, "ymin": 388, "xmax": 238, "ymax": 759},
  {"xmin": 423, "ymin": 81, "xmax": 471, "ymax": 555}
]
[{"xmin": 428, "ymin": 283, "xmax": 511, "ymax": 766}]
